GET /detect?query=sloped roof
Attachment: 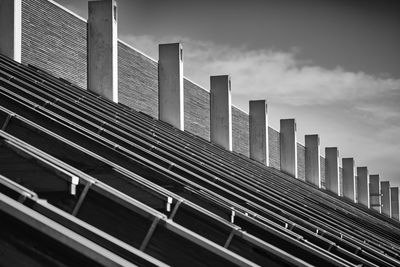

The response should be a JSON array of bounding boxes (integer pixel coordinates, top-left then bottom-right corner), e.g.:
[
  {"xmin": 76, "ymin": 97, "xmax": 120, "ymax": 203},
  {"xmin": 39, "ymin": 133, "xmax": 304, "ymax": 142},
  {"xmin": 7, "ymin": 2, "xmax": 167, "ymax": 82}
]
[{"xmin": 0, "ymin": 53, "xmax": 399, "ymax": 266}]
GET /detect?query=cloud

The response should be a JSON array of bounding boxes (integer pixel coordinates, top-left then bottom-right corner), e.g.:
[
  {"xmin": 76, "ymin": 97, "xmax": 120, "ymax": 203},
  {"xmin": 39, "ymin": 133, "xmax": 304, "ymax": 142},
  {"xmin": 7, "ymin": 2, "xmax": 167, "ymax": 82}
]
[
  {"xmin": 121, "ymin": 34, "xmax": 400, "ymax": 186},
  {"xmin": 122, "ymin": 33, "xmax": 400, "ymax": 129},
  {"xmin": 122, "ymin": 34, "xmax": 400, "ymax": 107}
]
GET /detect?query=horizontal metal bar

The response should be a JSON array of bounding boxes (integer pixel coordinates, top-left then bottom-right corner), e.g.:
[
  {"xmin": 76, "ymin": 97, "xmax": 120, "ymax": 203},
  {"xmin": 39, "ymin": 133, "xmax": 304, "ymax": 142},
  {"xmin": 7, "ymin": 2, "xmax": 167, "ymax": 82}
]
[
  {"xmin": 33, "ymin": 200, "xmax": 170, "ymax": 267},
  {"xmin": 164, "ymin": 220, "xmax": 260, "ymax": 267},
  {"xmin": 0, "ymin": 192, "xmax": 137, "ymax": 267},
  {"xmin": 0, "ymin": 174, "xmax": 38, "ymax": 200},
  {"xmin": 240, "ymin": 231, "xmax": 314, "ymax": 267}
]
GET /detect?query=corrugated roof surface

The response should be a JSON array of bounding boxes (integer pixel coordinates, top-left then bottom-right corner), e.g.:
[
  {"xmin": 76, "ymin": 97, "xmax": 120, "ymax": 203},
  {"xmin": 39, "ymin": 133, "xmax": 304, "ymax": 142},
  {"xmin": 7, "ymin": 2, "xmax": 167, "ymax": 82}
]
[{"xmin": 0, "ymin": 54, "xmax": 400, "ymax": 266}]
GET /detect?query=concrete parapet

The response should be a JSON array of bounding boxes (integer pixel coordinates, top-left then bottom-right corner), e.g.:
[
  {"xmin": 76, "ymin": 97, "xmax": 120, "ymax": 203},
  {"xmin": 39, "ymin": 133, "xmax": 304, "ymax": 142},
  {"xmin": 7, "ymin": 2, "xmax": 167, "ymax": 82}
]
[
  {"xmin": 369, "ymin": 174, "xmax": 381, "ymax": 213},
  {"xmin": 210, "ymin": 75, "xmax": 232, "ymax": 150},
  {"xmin": 342, "ymin": 158, "xmax": 356, "ymax": 202},
  {"xmin": 325, "ymin": 147, "xmax": 339, "ymax": 195},
  {"xmin": 280, "ymin": 119, "xmax": 297, "ymax": 178},
  {"xmin": 249, "ymin": 100, "xmax": 268, "ymax": 165},
  {"xmin": 357, "ymin": 167, "xmax": 369, "ymax": 208},
  {"xmin": 381, "ymin": 181, "xmax": 390, "ymax": 217},
  {"xmin": 391, "ymin": 187, "xmax": 399, "ymax": 220},
  {"xmin": 305, "ymin": 135, "xmax": 321, "ymax": 187},
  {"xmin": 159, "ymin": 43, "xmax": 184, "ymax": 130},
  {"xmin": 88, "ymin": 0, "xmax": 118, "ymax": 102},
  {"xmin": 0, "ymin": 0, "xmax": 21, "ymax": 62}
]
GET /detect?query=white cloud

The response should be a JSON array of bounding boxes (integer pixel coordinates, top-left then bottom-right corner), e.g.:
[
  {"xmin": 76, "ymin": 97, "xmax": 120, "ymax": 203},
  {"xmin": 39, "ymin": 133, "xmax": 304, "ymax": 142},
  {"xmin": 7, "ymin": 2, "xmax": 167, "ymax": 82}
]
[
  {"xmin": 121, "ymin": 34, "xmax": 400, "ymax": 186},
  {"xmin": 122, "ymin": 34, "xmax": 400, "ymax": 107}
]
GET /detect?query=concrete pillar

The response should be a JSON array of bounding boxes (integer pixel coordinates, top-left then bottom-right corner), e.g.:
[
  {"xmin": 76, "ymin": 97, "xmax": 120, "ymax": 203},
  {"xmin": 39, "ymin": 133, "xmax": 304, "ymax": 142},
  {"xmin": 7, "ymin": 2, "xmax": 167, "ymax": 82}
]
[
  {"xmin": 87, "ymin": 0, "xmax": 118, "ymax": 102},
  {"xmin": 0, "ymin": 0, "xmax": 21, "ymax": 62},
  {"xmin": 369, "ymin": 174, "xmax": 381, "ymax": 213},
  {"xmin": 158, "ymin": 43, "xmax": 184, "ymax": 130},
  {"xmin": 381, "ymin": 181, "xmax": 390, "ymax": 217},
  {"xmin": 280, "ymin": 119, "xmax": 297, "ymax": 178},
  {"xmin": 325, "ymin": 147, "xmax": 339, "ymax": 195},
  {"xmin": 391, "ymin": 187, "xmax": 399, "ymax": 220},
  {"xmin": 342, "ymin": 158, "xmax": 356, "ymax": 202},
  {"xmin": 249, "ymin": 100, "xmax": 268, "ymax": 165},
  {"xmin": 210, "ymin": 75, "xmax": 232, "ymax": 150},
  {"xmin": 357, "ymin": 167, "xmax": 369, "ymax": 208},
  {"xmin": 305, "ymin": 134, "xmax": 321, "ymax": 188}
]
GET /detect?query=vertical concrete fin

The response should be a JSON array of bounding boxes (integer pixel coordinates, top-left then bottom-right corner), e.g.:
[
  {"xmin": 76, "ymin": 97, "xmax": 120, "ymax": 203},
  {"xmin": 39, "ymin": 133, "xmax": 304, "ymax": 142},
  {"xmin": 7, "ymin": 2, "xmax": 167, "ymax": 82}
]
[
  {"xmin": 280, "ymin": 119, "xmax": 297, "ymax": 178},
  {"xmin": 87, "ymin": 0, "xmax": 118, "ymax": 102},
  {"xmin": 158, "ymin": 43, "xmax": 184, "ymax": 130},
  {"xmin": 249, "ymin": 100, "xmax": 269, "ymax": 165},
  {"xmin": 305, "ymin": 135, "xmax": 321, "ymax": 188},
  {"xmin": 390, "ymin": 187, "xmax": 399, "ymax": 220},
  {"xmin": 357, "ymin": 167, "xmax": 370, "ymax": 208},
  {"xmin": 210, "ymin": 75, "xmax": 232, "ymax": 150},
  {"xmin": 381, "ymin": 181, "xmax": 391, "ymax": 217},
  {"xmin": 369, "ymin": 174, "xmax": 381, "ymax": 213},
  {"xmin": 0, "ymin": 0, "xmax": 22, "ymax": 62},
  {"xmin": 342, "ymin": 158, "xmax": 356, "ymax": 202},
  {"xmin": 325, "ymin": 147, "xmax": 339, "ymax": 195}
]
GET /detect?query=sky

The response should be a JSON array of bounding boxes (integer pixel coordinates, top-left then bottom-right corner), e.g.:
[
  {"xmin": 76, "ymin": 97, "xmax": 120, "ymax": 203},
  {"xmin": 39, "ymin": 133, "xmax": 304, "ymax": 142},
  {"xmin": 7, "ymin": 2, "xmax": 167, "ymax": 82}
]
[{"xmin": 55, "ymin": 0, "xmax": 400, "ymax": 188}]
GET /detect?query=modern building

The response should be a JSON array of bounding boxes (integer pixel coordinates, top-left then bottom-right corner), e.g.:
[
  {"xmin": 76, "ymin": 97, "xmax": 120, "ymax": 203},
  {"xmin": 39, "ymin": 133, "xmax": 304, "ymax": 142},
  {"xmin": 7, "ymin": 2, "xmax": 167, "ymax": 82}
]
[{"xmin": 0, "ymin": 0, "xmax": 399, "ymax": 266}]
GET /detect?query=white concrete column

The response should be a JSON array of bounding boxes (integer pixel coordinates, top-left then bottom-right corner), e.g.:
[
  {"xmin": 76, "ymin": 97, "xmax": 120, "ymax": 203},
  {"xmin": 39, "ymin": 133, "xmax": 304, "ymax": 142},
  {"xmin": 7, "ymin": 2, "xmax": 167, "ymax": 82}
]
[
  {"xmin": 158, "ymin": 43, "xmax": 184, "ymax": 130},
  {"xmin": 305, "ymin": 134, "xmax": 321, "ymax": 188},
  {"xmin": 342, "ymin": 158, "xmax": 356, "ymax": 202},
  {"xmin": 280, "ymin": 119, "xmax": 297, "ymax": 178},
  {"xmin": 369, "ymin": 174, "xmax": 381, "ymax": 213},
  {"xmin": 325, "ymin": 147, "xmax": 339, "ymax": 195},
  {"xmin": 249, "ymin": 100, "xmax": 268, "ymax": 165},
  {"xmin": 210, "ymin": 75, "xmax": 232, "ymax": 150},
  {"xmin": 0, "ymin": 0, "xmax": 21, "ymax": 62},
  {"xmin": 391, "ymin": 187, "xmax": 399, "ymax": 220},
  {"xmin": 357, "ymin": 167, "xmax": 369, "ymax": 208},
  {"xmin": 381, "ymin": 181, "xmax": 391, "ymax": 217},
  {"xmin": 87, "ymin": 0, "xmax": 118, "ymax": 102}
]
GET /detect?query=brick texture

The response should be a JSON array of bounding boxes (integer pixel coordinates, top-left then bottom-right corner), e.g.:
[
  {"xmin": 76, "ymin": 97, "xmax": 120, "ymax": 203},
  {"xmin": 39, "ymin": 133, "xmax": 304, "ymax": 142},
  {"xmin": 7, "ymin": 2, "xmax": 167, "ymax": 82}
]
[
  {"xmin": 20, "ymin": 0, "xmax": 285, "ymax": 158},
  {"xmin": 268, "ymin": 127, "xmax": 280, "ymax": 170},
  {"xmin": 232, "ymin": 107, "xmax": 249, "ymax": 157},
  {"xmin": 297, "ymin": 143, "xmax": 305, "ymax": 181},
  {"xmin": 21, "ymin": 0, "xmax": 87, "ymax": 89},
  {"xmin": 118, "ymin": 41, "xmax": 158, "ymax": 118},
  {"xmin": 320, "ymin": 156, "xmax": 326, "ymax": 189},
  {"xmin": 184, "ymin": 80, "xmax": 210, "ymax": 141}
]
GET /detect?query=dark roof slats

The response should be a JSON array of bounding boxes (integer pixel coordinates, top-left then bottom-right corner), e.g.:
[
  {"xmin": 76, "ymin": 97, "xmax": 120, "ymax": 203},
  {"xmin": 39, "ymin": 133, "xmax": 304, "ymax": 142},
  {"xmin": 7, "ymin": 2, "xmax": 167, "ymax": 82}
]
[
  {"xmin": 0, "ymin": 131, "xmax": 260, "ymax": 267},
  {"xmin": 0, "ymin": 54, "xmax": 399, "ymax": 266},
  {"xmin": 0, "ymin": 191, "xmax": 139, "ymax": 267},
  {"xmin": 0, "ymin": 83, "xmax": 356, "ymax": 266}
]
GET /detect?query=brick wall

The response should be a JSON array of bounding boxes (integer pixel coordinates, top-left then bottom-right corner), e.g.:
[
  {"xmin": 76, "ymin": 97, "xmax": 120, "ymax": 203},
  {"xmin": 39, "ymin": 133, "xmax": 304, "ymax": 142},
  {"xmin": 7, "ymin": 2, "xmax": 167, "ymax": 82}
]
[
  {"xmin": 20, "ymin": 0, "xmax": 331, "ymax": 186},
  {"xmin": 320, "ymin": 156, "xmax": 326, "ymax": 189},
  {"xmin": 184, "ymin": 80, "xmax": 210, "ymax": 141},
  {"xmin": 297, "ymin": 143, "xmax": 305, "ymax": 181},
  {"xmin": 232, "ymin": 107, "xmax": 249, "ymax": 157},
  {"xmin": 118, "ymin": 41, "xmax": 158, "ymax": 118},
  {"xmin": 268, "ymin": 127, "xmax": 280, "ymax": 170},
  {"xmin": 21, "ymin": 0, "xmax": 87, "ymax": 89},
  {"xmin": 19, "ymin": 0, "xmax": 257, "ymax": 155}
]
